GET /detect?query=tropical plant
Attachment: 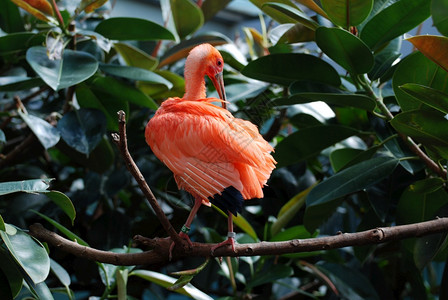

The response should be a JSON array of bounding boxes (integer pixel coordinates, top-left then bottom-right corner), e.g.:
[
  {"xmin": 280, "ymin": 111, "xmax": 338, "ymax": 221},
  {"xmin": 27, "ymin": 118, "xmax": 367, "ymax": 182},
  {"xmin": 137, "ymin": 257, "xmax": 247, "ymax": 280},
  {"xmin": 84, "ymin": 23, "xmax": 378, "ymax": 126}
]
[{"xmin": 1, "ymin": 0, "xmax": 448, "ymax": 299}]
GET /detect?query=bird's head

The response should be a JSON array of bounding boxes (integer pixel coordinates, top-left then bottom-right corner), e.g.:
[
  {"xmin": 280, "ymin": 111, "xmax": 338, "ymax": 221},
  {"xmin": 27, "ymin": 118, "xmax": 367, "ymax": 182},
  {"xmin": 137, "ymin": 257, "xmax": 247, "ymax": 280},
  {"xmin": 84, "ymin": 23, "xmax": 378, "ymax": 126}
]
[{"xmin": 187, "ymin": 43, "xmax": 227, "ymax": 108}]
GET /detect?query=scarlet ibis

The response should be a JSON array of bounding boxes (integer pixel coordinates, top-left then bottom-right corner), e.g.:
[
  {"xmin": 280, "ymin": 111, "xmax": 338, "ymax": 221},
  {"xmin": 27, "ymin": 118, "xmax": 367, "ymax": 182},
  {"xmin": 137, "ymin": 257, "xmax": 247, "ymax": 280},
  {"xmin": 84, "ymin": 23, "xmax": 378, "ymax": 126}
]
[{"xmin": 145, "ymin": 43, "xmax": 276, "ymax": 254}]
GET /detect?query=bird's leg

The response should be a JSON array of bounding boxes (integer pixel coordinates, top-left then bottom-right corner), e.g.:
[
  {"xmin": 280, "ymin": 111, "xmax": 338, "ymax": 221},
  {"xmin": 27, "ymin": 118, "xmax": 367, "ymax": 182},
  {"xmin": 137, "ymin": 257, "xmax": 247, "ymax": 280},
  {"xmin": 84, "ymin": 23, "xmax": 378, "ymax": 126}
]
[
  {"xmin": 210, "ymin": 212, "xmax": 236, "ymax": 255},
  {"xmin": 169, "ymin": 197, "xmax": 202, "ymax": 259}
]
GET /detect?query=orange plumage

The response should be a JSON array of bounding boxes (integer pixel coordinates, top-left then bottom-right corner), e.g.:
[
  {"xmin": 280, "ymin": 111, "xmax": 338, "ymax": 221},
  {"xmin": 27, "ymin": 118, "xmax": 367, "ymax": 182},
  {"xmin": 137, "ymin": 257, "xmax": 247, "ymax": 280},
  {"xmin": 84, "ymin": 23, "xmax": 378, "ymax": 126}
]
[{"xmin": 145, "ymin": 44, "xmax": 275, "ymax": 252}]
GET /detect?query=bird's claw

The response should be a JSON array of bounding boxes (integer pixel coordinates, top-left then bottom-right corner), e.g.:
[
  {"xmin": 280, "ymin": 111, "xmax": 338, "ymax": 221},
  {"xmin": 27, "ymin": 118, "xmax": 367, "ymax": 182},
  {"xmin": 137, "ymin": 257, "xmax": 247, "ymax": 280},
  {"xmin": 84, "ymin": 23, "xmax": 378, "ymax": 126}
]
[
  {"xmin": 210, "ymin": 232, "xmax": 237, "ymax": 256},
  {"xmin": 169, "ymin": 230, "xmax": 193, "ymax": 261}
]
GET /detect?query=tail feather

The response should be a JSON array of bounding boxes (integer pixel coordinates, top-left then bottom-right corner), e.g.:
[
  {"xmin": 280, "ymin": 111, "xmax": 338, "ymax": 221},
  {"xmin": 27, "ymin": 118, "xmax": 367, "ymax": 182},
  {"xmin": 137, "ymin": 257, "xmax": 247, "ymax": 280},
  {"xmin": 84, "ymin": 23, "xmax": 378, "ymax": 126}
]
[{"xmin": 208, "ymin": 186, "xmax": 244, "ymax": 216}]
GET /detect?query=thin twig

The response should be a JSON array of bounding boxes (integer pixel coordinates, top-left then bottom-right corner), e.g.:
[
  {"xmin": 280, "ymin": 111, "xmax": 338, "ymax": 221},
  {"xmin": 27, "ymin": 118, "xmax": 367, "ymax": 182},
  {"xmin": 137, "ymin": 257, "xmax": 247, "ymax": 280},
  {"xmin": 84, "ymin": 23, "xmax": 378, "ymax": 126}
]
[
  {"xmin": 111, "ymin": 110, "xmax": 184, "ymax": 247},
  {"xmin": 29, "ymin": 217, "xmax": 448, "ymax": 266}
]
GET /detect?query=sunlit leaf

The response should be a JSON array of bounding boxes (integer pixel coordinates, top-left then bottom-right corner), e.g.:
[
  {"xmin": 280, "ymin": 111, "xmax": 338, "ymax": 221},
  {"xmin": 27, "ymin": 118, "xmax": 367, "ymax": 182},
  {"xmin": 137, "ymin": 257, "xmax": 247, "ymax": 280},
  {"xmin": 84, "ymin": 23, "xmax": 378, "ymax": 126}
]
[
  {"xmin": 26, "ymin": 46, "xmax": 98, "ymax": 91},
  {"xmin": 406, "ymin": 35, "xmax": 448, "ymax": 72},
  {"xmin": 18, "ymin": 110, "xmax": 60, "ymax": 149},
  {"xmin": 315, "ymin": 27, "xmax": 374, "ymax": 74},
  {"xmin": 95, "ymin": 17, "xmax": 175, "ymax": 41},
  {"xmin": 0, "ymin": 225, "xmax": 50, "ymax": 284},
  {"xmin": 263, "ymin": 2, "xmax": 319, "ymax": 30},
  {"xmin": 114, "ymin": 42, "xmax": 158, "ymax": 70},
  {"xmin": 274, "ymin": 125, "xmax": 358, "ymax": 167},
  {"xmin": 76, "ymin": 0, "xmax": 108, "ymax": 13},
  {"xmin": 242, "ymin": 53, "xmax": 341, "ymax": 87},
  {"xmin": 10, "ymin": 0, "xmax": 54, "ymax": 22},
  {"xmin": 295, "ymin": 0, "xmax": 329, "ymax": 19},
  {"xmin": 321, "ymin": 0, "xmax": 373, "ymax": 28},
  {"xmin": 360, "ymin": 0, "xmax": 430, "ymax": 50},
  {"xmin": 249, "ymin": 0, "xmax": 301, "ymax": 24},
  {"xmin": 170, "ymin": 0, "xmax": 204, "ymax": 39},
  {"xmin": 130, "ymin": 270, "xmax": 213, "ymax": 300}
]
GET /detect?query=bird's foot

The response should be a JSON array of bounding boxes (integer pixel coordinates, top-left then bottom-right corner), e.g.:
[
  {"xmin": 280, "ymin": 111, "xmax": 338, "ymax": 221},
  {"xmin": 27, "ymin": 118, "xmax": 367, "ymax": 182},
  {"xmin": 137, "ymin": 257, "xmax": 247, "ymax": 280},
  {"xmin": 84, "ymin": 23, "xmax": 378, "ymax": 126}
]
[
  {"xmin": 169, "ymin": 225, "xmax": 193, "ymax": 260},
  {"xmin": 210, "ymin": 232, "xmax": 236, "ymax": 255}
]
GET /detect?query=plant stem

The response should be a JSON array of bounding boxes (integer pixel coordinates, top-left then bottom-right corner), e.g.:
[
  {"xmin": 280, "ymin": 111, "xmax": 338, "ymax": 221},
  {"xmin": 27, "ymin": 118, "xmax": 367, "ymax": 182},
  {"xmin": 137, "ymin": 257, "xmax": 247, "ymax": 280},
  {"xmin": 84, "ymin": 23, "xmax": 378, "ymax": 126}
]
[{"xmin": 358, "ymin": 75, "xmax": 447, "ymax": 178}]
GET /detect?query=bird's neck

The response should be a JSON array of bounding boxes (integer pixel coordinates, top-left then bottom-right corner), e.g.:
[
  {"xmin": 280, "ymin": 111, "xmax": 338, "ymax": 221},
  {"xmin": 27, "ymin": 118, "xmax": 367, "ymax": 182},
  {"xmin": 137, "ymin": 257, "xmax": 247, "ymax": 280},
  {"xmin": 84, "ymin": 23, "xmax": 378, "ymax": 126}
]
[{"xmin": 183, "ymin": 57, "xmax": 207, "ymax": 100}]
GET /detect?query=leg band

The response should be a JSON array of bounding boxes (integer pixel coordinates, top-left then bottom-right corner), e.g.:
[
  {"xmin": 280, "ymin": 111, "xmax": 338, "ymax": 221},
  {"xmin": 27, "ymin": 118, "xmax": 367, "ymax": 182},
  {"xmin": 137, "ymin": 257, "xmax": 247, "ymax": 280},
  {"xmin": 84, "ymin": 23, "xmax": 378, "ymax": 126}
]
[
  {"xmin": 181, "ymin": 225, "xmax": 190, "ymax": 234},
  {"xmin": 227, "ymin": 232, "xmax": 236, "ymax": 238}
]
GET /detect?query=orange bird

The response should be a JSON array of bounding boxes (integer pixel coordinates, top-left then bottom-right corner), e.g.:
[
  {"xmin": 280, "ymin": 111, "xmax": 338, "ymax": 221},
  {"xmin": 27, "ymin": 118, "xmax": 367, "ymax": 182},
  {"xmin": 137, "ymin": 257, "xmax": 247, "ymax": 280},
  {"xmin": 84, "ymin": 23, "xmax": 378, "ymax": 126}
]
[{"xmin": 145, "ymin": 44, "xmax": 276, "ymax": 253}]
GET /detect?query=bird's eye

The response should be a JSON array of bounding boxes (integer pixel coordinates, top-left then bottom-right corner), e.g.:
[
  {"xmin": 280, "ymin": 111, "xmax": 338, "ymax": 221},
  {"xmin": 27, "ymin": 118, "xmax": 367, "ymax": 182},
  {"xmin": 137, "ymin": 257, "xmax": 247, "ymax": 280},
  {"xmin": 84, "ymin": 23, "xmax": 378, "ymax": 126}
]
[{"xmin": 217, "ymin": 60, "xmax": 222, "ymax": 66}]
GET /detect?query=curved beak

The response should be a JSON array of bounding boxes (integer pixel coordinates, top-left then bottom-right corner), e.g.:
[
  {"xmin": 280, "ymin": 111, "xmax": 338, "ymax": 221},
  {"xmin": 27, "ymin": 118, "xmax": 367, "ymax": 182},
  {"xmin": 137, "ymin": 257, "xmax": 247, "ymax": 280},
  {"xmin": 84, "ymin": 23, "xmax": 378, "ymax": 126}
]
[{"xmin": 211, "ymin": 72, "xmax": 227, "ymax": 110}]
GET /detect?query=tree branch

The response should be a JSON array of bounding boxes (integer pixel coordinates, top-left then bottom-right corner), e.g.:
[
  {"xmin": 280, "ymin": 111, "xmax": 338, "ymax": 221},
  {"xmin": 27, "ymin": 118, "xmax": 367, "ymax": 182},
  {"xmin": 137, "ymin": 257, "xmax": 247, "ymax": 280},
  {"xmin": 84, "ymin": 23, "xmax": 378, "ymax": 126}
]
[
  {"xmin": 111, "ymin": 110, "xmax": 184, "ymax": 247},
  {"xmin": 29, "ymin": 217, "xmax": 448, "ymax": 266}
]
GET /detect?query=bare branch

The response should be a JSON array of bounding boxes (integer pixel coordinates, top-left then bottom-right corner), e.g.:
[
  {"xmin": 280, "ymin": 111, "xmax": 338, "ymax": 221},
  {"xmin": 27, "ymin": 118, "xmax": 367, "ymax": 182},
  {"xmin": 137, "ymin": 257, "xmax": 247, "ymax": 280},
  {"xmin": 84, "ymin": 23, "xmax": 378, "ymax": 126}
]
[
  {"xmin": 29, "ymin": 217, "xmax": 448, "ymax": 266},
  {"xmin": 111, "ymin": 110, "xmax": 184, "ymax": 247}
]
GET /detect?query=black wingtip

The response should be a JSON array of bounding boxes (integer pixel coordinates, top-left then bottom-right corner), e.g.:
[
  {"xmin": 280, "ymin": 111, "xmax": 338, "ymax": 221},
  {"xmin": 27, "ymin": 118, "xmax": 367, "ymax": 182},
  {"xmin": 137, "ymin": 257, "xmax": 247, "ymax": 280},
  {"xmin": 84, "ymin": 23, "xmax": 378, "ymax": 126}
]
[{"xmin": 208, "ymin": 186, "xmax": 244, "ymax": 216}]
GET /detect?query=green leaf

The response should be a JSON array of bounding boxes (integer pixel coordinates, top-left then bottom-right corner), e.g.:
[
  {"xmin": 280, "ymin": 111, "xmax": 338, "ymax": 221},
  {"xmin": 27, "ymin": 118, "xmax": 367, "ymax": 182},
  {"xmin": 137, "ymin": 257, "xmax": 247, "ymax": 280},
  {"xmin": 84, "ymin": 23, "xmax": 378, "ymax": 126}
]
[
  {"xmin": 432, "ymin": 0, "xmax": 448, "ymax": 36},
  {"xmin": 29, "ymin": 281, "xmax": 54, "ymax": 300},
  {"xmin": 249, "ymin": 0, "xmax": 302, "ymax": 24},
  {"xmin": 406, "ymin": 35, "xmax": 448, "ymax": 72},
  {"xmin": 31, "ymin": 211, "xmax": 89, "ymax": 246},
  {"xmin": 113, "ymin": 42, "xmax": 158, "ymax": 70},
  {"xmin": 0, "ymin": 178, "xmax": 52, "ymax": 196},
  {"xmin": 201, "ymin": 0, "xmax": 231, "ymax": 22},
  {"xmin": 360, "ymin": 0, "xmax": 430, "ymax": 50},
  {"xmin": 0, "ymin": 77, "xmax": 44, "ymax": 91},
  {"xmin": 393, "ymin": 51, "xmax": 448, "ymax": 111},
  {"xmin": 170, "ymin": 0, "xmax": 204, "ymax": 39},
  {"xmin": 304, "ymin": 156, "xmax": 399, "ymax": 232},
  {"xmin": 138, "ymin": 70, "xmax": 185, "ymax": 99},
  {"xmin": 399, "ymin": 83, "xmax": 448, "ymax": 114},
  {"xmin": 321, "ymin": 0, "xmax": 373, "ymax": 28},
  {"xmin": 0, "ymin": 225, "xmax": 50, "ymax": 284},
  {"xmin": 0, "ymin": 249, "xmax": 23, "ymax": 298},
  {"xmin": 390, "ymin": 109, "xmax": 448, "ymax": 159},
  {"xmin": 270, "ymin": 225, "xmax": 315, "ymax": 242},
  {"xmin": 241, "ymin": 53, "xmax": 341, "ymax": 87},
  {"xmin": 0, "ymin": 0, "xmax": 24, "ymax": 33},
  {"xmin": 0, "ymin": 32, "xmax": 43, "ymax": 56},
  {"xmin": 18, "ymin": 110, "xmax": 60, "ymax": 149},
  {"xmin": 26, "ymin": 46, "xmax": 98, "ymax": 91},
  {"xmin": 315, "ymin": 27, "xmax": 374, "ymax": 74},
  {"xmin": 330, "ymin": 145, "xmax": 379, "ymax": 172},
  {"xmin": 246, "ymin": 264, "xmax": 293, "ymax": 289},
  {"xmin": 368, "ymin": 37, "xmax": 401, "ymax": 81},
  {"xmin": 99, "ymin": 63, "xmax": 173, "ymax": 88},
  {"xmin": 50, "ymin": 259, "xmax": 71, "ymax": 287},
  {"xmin": 169, "ymin": 259, "xmax": 210, "ymax": 291},
  {"xmin": 95, "ymin": 17, "xmax": 175, "ymax": 41},
  {"xmin": 274, "ymin": 125, "xmax": 359, "ymax": 167},
  {"xmin": 159, "ymin": 32, "xmax": 230, "ymax": 67},
  {"xmin": 317, "ymin": 263, "xmax": 380, "ymax": 300},
  {"xmin": 262, "ymin": 2, "xmax": 319, "ymax": 30},
  {"xmin": 45, "ymin": 191, "xmax": 76, "ymax": 225},
  {"xmin": 130, "ymin": 270, "xmax": 213, "ymax": 300},
  {"xmin": 0, "ymin": 215, "xmax": 4, "ymax": 231},
  {"xmin": 271, "ymin": 183, "xmax": 316, "ymax": 236},
  {"xmin": 274, "ymin": 93, "xmax": 376, "ymax": 111},
  {"xmin": 57, "ymin": 108, "xmax": 107, "ymax": 155}
]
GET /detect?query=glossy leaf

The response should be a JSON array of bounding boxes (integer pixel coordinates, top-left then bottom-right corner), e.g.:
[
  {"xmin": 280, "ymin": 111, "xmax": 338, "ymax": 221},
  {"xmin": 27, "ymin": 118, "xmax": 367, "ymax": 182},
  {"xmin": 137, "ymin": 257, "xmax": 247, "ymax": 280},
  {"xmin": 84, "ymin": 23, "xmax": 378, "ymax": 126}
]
[
  {"xmin": 0, "ymin": 32, "xmax": 44, "ymax": 56},
  {"xmin": 249, "ymin": 0, "xmax": 301, "ymax": 24},
  {"xmin": 76, "ymin": 0, "xmax": 108, "ymax": 13},
  {"xmin": 0, "ymin": 0, "xmax": 24, "ymax": 33},
  {"xmin": 242, "ymin": 53, "xmax": 341, "ymax": 87},
  {"xmin": 45, "ymin": 191, "xmax": 76, "ymax": 225},
  {"xmin": 50, "ymin": 259, "xmax": 71, "ymax": 287},
  {"xmin": 10, "ymin": 0, "xmax": 53, "ymax": 22},
  {"xmin": 0, "ymin": 225, "xmax": 50, "ymax": 284},
  {"xmin": 390, "ymin": 109, "xmax": 448, "ymax": 159},
  {"xmin": 130, "ymin": 270, "xmax": 213, "ymax": 300},
  {"xmin": 360, "ymin": 0, "xmax": 430, "ymax": 50},
  {"xmin": 295, "ymin": 0, "xmax": 329, "ymax": 18},
  {"xmin": 270, "ymin": 23, "xmax": 315, "ymax": 44},
  {"xmin": 114, "ymin": 42, "xmax": 158, "ymax": 70},
  {"xmin": 32, "ymin": 211, "xmax": 89, "ymax": 246},
  {"xmin": 137, "ymin": 70, "xmax": 185, "ymax": 99},
  {"xmin": 99, "ymin": 63, "xmax": 173, "ymax": 88},
  {"xmin": 26, "ymin": 46, "xmax": 98, "ymax": 91},
  {"xmin": 274, "ymin": 125, "xmax": 358, "ymax": 167},
  {"xmin": 0, "ymin": 178, "xmax": 52, "ymax": 196},
  {"xmin": 330, "ymin": 145, "xmax": 380, "ymax": 172},
  {"xmin": 399, "ymin": 83, "xmax": 448, "ymax": 114},
  {"xmin": 159, "ymin": 33, "xmax": 230, "ymax": 67},
  {"xmin": 95, "ymin": 17, "xmax": 175, "ymax": 41},
  {"xmin": 393, "ymin": 52, "xmax": 448, "ymax": 111},
  {"xmin": 406, "ymin": 35, "xmax": 448, "ymax": 72},
  {"xmin": 305, "ymin": 156, "xmax": 399, "ymax": 232},
  {"xmin": 263, "ymin": 2, "xmax": 319, "ymax": 30},
  {"xmin": 170, "ymin": 0, "xmax": 204, "ymax": 39},
  {"xmin": 201, "ymin": 0, "xmax": 231, "ymax": 22},
  {"xmin": 17, "ymin": 110, "xmax": 60, "ymax": 149},
  {"xmin": 275, "ymin": 93, "xmax": 375, "ymax": 111},
  {"xmin": 246, "ymin": 264, "xmax": 293, "ymax": 289},
  {"xmin": 321, "ymin": 0, "xmax": 373, "ymax": 28},
  {"xmin": 315, "ymin": 27, "xmax": 374, "ymax": 74},
  {"xmin": 432, "ymin": 0, "xmax": 448, "ymax": 36},
  {"xmin": 57, "ymin": 108, "xmax": 107, "ymax": 155},
  {"xmin": 368, "ymin": 37, "xmax": 401, "ymax": 81}
]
